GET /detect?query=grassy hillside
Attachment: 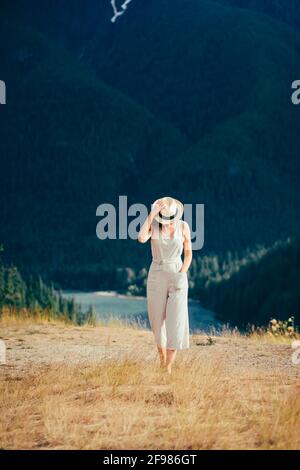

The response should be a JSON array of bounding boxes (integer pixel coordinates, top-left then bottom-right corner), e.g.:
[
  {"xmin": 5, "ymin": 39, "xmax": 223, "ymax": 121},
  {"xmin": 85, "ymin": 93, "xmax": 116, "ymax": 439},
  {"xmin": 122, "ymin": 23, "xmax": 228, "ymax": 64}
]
[{"xmin": 1, "ymin": 321, "xmax": 299, "ymax": 449}]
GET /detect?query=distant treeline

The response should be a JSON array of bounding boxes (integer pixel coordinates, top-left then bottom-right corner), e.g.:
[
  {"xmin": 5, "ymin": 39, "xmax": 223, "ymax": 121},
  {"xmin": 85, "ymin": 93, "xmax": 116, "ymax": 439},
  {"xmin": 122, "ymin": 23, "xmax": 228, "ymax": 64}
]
[
  {"xmin": 201, "ymin": 238, "xmax": 300, "ymax": 328},
  {"xmin": 0, "ymin": 256, "xmax": 83, "ymax": 324}
]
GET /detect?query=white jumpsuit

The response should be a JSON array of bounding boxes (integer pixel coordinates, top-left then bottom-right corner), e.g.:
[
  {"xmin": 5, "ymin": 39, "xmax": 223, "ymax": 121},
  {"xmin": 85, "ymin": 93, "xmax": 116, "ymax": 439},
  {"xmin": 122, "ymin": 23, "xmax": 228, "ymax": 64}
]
[{"xmin": 147, "ymin": 220, "xmax": 189, "ymax": 350}]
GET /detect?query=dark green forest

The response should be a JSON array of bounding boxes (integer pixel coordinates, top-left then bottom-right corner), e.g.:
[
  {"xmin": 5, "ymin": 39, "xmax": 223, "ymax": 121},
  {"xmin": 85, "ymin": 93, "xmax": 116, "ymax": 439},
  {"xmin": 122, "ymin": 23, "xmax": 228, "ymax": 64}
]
[
  {"xmin": 0, "ymin": 247, "xmax": 83, "ymax": 323},
  {"xmin": 204, "ymin": 237, "xmax": 300, "ymax": 328},
  {"xmin": 0, "ymin": 0, "xmax": 299, "ymax": 326},
  {"xmin": 216, "ymin": 0, "xmax": 300, "ymax": 31}
]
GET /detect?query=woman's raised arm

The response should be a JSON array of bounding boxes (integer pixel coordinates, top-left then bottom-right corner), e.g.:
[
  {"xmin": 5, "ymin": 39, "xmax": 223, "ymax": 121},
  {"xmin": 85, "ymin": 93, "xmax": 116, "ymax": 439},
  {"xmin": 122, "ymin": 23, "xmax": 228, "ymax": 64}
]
[{"xmin": 137, "ymin": 200, "xmax": 166, "ymax": 243}]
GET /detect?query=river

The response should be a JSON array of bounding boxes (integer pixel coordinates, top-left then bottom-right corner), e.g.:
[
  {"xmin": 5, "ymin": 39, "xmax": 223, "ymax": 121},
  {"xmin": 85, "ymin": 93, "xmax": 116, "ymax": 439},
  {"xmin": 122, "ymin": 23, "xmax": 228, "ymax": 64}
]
[{"xmin": 63, "ymin": 291, "xmax": 222, "ymax": 333}]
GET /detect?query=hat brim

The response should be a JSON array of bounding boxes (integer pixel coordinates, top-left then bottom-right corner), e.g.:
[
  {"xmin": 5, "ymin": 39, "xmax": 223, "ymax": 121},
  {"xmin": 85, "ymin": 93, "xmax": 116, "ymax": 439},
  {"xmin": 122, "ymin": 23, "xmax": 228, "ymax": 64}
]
[{"xmin": 153, "ymin": 198, "xmax": 184, "ymax": 225}]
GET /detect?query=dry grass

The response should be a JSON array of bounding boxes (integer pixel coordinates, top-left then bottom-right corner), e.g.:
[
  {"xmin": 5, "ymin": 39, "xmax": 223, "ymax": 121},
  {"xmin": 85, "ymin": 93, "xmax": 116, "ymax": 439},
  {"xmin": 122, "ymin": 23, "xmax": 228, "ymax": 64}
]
[
  {"xmin": 0, "ymin": 308, "xmax": 145, "ymax": 330},
  {"xmin": 247, "ymin": 331, "xmax": 300, "ymax": 344},
  {"xmin": 1, "ymin": 352, "xmax": 299, "ymax": 450},
  {"xmin": 93, "ymin": 315, "xmax": 147, "ymax": 330},
  {"xmin": 208, "ymin": 324, "xmax": 300, "ymax": 345},
  {"xmin": 1, "ymin": 315, "xmax": 299, "ymax": 450},
  {"xmin": 0, "ymin": 308, "xmax": 74, "ymax": 327}
]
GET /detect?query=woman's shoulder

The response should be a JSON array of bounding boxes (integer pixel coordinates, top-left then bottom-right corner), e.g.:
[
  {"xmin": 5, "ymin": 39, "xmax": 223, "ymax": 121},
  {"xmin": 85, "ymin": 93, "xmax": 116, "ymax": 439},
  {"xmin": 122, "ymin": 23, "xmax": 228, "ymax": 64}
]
[{"xmin": 180, "ymin": 220, "xmax": 190, "ymax": 235}]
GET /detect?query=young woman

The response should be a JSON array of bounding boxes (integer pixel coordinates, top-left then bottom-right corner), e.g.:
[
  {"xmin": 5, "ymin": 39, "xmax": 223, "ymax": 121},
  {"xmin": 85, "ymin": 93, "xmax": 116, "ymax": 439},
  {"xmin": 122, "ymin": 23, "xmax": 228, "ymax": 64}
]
[{"xmin": 138, "ymin": 197, "xmax": 192, "ymax": 373}]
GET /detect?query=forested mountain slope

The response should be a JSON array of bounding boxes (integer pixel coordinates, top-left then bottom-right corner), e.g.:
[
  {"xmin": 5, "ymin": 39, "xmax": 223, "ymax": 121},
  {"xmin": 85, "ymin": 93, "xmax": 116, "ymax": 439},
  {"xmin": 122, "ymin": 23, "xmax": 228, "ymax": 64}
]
[
  {"xmin": 206, "ymin": 237, "xmax": 300, "ymax": 327},
  {"xmin": 0, "ymin": 0, "xmax": 299, "ymax": 291},
  {"xmin": 0, "ymin": 19, "xmax": 187, "ymax": 280},
  {"xmin": 216, "ymin": 0, "xmax": 300, "ymax": 31}
]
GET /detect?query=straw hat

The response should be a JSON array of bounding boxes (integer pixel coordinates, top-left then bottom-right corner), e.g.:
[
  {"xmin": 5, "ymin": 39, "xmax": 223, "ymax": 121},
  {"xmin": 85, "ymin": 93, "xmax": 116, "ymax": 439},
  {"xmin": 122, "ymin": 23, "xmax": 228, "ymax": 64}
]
[{"xmin": 152, "ymin": 196, "xmax": 184, "ymax": 225}]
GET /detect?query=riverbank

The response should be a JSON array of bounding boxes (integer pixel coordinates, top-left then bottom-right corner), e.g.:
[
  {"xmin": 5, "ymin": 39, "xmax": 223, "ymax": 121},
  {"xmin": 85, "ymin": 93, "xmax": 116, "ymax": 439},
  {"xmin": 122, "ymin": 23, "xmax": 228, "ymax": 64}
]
[
  {"xmin": 62, "ymin": 289, "xmax": 145, "ymax": 299},
  {"xmin": 62, "ymin": 290, "xmax": 220, "ymax": 332},
  {"xmin": 62, "ymin": 289, "xmax": 204, "ymax": 302},
  {"xmin": 1, "ymin": 321, "xmax": 299, "ymax": 449}
]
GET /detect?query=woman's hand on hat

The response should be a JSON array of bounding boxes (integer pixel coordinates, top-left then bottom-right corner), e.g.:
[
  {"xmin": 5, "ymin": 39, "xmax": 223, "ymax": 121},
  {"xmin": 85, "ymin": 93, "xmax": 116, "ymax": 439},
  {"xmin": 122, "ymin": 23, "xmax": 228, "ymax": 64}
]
[{"xmin": 151, "ymin": 200, "xmax": 167, "ymax": 217}]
